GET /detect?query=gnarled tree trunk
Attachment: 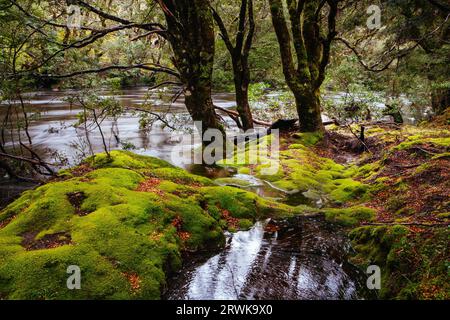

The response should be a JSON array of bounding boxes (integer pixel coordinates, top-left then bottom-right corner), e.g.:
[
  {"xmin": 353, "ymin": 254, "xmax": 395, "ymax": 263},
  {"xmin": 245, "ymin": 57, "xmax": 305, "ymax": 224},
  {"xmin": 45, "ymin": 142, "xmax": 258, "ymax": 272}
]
[{"xmin": 158, "ymin": 0, "xmax": 224, "ymax": 137}]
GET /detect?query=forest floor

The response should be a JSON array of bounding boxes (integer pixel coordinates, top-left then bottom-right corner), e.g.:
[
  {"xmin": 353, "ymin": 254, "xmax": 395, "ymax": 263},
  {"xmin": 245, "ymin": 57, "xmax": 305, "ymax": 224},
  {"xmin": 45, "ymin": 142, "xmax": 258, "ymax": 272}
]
[
  {"xmin": 219, "ymin": 111, "xmax": 449, "ymax": 299},
  {"xmin": 0, "ymin": 110, "xmax": 448, "ymax": 300},
  {"xmin": 316, "ymin": 116, "xmax": 449, "ymax": 299}
]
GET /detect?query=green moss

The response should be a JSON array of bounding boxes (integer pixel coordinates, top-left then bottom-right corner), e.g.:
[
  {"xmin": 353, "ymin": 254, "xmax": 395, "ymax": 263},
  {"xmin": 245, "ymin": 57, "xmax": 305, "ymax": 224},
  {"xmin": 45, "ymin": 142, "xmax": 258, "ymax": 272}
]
[
  {"xmin": 200, "ymin": 186, "xmax": 258, "ymax": 220},
  {"xmin": 365, "ymin": 127, "xmax": 385, "ymax": 135},
  {"xmin": 355, "ymin": 162, "xmax": 381, "ymax": 179},
  {"xmin": 0, "ymin": 151, "xmax": 293, "ymax": 300},
  {"xmin": 349, "ymin": 226, "xmax": 449, "ymax": 299},
  {"xmin": 291, "ymin": 132, "xmax": 323, "ymax": 146},
  {"xmin": 385, "ymin": 195, "xmax": 408, "ymax": 213},
  {"xmin": 323, "ymin": 206, "xmax": 376, "ymax": 226},
  {"xmin": 431, "ymin": 152, "xmax": 450, "ymax": 160},
  {"xmin": 149, "ymin": 167, "xmax": 213, "ymax": 186},
  {"xmin": 220, "ymin": 133, "xmax": 369, "ymax": 205},
  {"xmin": 86, "ymin": 150, "xmax": 174, "ymax": 170},
  {"xmin": 327, "ymin": 179, "xmax": 368, "ymax": 203},
  {"xmin": 238, "ymin": 219, "xmax": 254, "ymax": 230},
  {"xmin": 214, "ymin": 178, "xmax": 252, "ymax": 188},
  {"xmin": 436, "ymin": 212, "xmax": 450, "ymax": 219},
  {"xmin": 368, "ymin": 177, "xmax": 389, "ymax": 195},
  {"xmin": 237, "ymin": 167, "xmax": 251, "ymax": 174},
  {"xmin": 393, "ymin": 136, "xmax": 450, "ymax": 151}
]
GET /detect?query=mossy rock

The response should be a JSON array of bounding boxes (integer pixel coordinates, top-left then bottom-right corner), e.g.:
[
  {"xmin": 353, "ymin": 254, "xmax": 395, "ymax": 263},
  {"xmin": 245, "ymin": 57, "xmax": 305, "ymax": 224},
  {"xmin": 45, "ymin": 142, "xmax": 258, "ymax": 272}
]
[{"xmin": 323, "ymin": 206, "xmax": 376, "ymax": 226}]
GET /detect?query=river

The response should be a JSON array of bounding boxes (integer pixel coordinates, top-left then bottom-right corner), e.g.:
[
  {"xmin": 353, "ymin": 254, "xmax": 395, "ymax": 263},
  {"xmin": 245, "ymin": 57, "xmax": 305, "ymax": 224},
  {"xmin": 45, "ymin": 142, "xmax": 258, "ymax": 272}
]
[{"xmin": 0, "ymin": 87, "xmax": 238, "ymax": 206}]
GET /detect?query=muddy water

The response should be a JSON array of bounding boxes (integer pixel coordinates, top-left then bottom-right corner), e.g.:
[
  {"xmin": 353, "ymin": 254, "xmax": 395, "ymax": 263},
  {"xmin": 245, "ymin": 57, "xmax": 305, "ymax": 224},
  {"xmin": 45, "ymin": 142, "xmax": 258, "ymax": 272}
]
[{"xmin": 165, "ymin": 215, "xmax": 368, "ymax": 300}]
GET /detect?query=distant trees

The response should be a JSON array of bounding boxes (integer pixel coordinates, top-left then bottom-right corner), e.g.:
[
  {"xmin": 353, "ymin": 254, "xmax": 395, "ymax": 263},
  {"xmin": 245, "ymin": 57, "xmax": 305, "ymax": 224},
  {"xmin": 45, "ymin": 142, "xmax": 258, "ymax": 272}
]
[
  {"xmin": 336, "ymin": 0, "xmax": 450, "ymax": 116},
  {"xmin": 1, "ymin": 0, "xmax": 448, "ymax": 147}
]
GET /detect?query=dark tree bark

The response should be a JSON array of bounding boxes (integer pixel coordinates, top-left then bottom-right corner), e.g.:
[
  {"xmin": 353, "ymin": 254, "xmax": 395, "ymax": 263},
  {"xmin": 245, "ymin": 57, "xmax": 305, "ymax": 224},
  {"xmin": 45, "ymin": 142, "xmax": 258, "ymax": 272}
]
[
  {"xmin": 212, "ymin": 0, "xmax": 255, "ymax": 131},
  {"xmin": 157, "ymin": 0, "xmax": 224, "ymax": 137},
  {"xmin": 268, "ymin": 0, "xmax": 339, "ymax": 133}
]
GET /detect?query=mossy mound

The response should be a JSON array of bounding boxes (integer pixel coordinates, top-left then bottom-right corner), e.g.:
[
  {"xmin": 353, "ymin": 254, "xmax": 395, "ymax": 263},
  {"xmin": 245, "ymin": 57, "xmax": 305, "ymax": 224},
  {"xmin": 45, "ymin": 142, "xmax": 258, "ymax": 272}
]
[
  {"xmin": 0, "ymin": 151, "xmax": 293, "ymax": 300},
  {"xmin": 220, "ymin": 133, "xmax": 369, "ymax": 204},
  {"xmin": 323, "ymin": 206, "xmax": 376, "ymax": 226}
]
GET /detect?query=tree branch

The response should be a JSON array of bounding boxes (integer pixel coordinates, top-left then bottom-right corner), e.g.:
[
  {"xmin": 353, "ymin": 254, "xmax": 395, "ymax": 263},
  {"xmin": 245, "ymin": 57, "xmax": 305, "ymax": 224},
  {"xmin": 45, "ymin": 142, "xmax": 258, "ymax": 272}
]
[
  {"xmin": 39, "ymin": 63, "xmax": 180, "ymax": 79},
  {"xmin": 335, "ymin": 37, "xmax": 419, "ymax": 72},
  {"xmin": 317, "ymin": 0, "xmax": 338, "ymax": 87},
  {"xmin": 214, "ymin": 105, "xmax": 271, "ymax": 127},
  {"xmin": 243, "ymin": 0, "xmax": 256, "ymax": 58},
  {"xmin": 235, "ymin": 0, "xmax": 249, "ymax": 53},
  {"xmin": 211, "ymin": 6, "xmax": 235, "ymax": 53}
]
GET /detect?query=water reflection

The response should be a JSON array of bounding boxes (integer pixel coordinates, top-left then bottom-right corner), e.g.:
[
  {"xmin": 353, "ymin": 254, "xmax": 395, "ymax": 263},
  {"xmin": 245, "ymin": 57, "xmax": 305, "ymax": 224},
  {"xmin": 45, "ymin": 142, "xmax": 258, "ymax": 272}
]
[
  {"xmin": 0, "ymin": 87, "xmax": 237, "ymax": 168},
  {"xmin": 166, "ymin": 216, "xmax": 368, "ymax": 300}
]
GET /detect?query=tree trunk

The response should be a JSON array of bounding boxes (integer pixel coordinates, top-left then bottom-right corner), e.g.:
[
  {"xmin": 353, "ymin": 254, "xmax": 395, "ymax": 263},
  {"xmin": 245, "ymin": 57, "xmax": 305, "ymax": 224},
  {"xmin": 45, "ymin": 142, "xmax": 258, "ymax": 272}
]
[
  {"xmin": 160, "ymin": 0, "xmax": 224, "ymax": 138},
  {"xmin": 294, "ymin": 89, "xmax": 324, "ymax": 132},
  {"xmin": 184, "ymin": 81, "xmax": 222, "ymax": 136},
  {"xmin": 212, "ymin": 0, "xmax": 255, "ymax": 131},
  {"xmin": 233, "ymin": 60, "xmax": 254, "ymax": 131},
  {"xmin": 269, "ymin": 0, "xmax": 337, "ymax": 133}
]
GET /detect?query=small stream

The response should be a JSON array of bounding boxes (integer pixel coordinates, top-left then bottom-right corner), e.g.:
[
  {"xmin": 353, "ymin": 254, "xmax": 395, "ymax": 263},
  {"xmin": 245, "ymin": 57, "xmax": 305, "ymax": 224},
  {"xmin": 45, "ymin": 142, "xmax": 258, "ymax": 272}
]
[{"xmin": 165, "ymin": 215, "xmax": 369, "ymax": 300}]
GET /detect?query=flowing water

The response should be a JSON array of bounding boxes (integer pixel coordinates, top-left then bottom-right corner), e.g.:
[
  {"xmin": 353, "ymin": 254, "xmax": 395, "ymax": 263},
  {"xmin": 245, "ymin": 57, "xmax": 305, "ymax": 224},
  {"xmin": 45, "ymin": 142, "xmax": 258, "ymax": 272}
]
[
  {"xmin": 0, "ymin": 87, "xmax": 237, "ymax": 206},
  {"xmin": 0, "ymin": 87, "xmax": 237, "ymax": 167}
]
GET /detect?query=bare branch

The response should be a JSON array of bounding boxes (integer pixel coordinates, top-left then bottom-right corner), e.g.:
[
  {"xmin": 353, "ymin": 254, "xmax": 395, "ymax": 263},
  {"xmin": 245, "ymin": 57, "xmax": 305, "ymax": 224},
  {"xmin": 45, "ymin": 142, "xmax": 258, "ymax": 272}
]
[
  {"xmin": 214, "ymin": 105, "xmax": 271, "ymax": 127},
  {"xmin": 211, "ymin": 6, "xmax": 235, "ymax": 53}
]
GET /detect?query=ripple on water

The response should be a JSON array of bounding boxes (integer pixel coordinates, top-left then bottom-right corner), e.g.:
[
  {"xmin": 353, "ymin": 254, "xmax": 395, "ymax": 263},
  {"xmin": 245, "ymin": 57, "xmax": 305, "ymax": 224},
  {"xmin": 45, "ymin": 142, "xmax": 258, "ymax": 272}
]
[{"xmin": 166, "ymin": 216, "xmax": 368, "ymax": 300}]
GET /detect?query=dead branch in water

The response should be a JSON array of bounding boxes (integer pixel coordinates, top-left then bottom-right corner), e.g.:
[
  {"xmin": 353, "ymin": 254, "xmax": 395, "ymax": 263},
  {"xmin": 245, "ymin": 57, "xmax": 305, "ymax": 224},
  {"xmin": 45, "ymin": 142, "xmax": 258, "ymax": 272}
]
[{"xmin": 214, "ymin": 105, "xmax": 339, "ymax": 129}]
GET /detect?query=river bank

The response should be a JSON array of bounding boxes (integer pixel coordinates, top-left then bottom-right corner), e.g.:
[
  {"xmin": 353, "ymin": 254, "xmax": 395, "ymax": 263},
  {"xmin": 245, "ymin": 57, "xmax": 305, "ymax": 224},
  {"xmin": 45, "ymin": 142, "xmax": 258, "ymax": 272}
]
[{"xmin": 0, "ymin": 118, "xmax": 448, "ymax": 299}]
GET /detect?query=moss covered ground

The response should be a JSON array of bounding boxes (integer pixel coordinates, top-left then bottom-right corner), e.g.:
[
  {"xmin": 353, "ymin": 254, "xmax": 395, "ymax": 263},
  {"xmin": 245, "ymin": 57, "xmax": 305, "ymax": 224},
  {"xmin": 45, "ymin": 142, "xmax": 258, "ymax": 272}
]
[
  {"xmin": 0, "ymin": 151, "xmax": 297, "ymax": 299},
  {"xmin": 332, "ymin": 123, "xmax": 450, "ymax": 299},
  {"xmin": 219, "ymin": 121, "xmax": 449, "ymax": 299},
  {"xmin": 1, "ymin": 117, "xmax": 449, "ymax": 300}
]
